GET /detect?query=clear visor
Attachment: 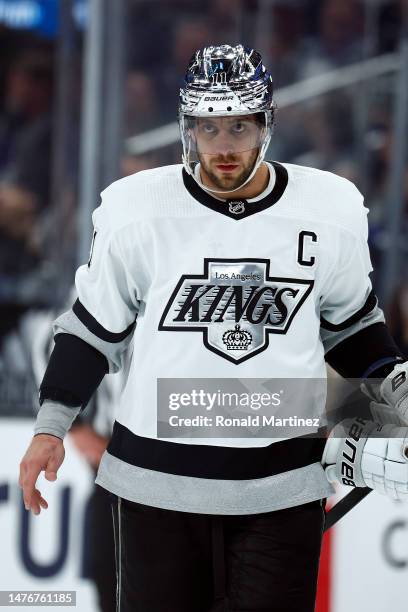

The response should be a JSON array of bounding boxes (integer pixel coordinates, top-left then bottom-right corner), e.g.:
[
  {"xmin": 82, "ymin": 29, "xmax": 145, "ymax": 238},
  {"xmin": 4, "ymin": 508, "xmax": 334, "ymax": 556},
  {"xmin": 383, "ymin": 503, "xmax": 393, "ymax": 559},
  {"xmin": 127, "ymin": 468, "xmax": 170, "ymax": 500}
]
[{"xmin": 182, "ymin": 113, "xmax": 267, "ymax": 155}]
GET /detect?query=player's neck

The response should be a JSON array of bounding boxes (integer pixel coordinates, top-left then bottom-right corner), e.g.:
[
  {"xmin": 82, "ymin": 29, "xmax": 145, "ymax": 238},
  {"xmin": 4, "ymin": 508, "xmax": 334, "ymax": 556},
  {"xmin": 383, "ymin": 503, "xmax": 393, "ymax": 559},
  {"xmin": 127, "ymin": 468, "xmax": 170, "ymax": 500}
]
[{"xmin": 201, "ymin": 162, "xmax": 270, "ymax": 200}]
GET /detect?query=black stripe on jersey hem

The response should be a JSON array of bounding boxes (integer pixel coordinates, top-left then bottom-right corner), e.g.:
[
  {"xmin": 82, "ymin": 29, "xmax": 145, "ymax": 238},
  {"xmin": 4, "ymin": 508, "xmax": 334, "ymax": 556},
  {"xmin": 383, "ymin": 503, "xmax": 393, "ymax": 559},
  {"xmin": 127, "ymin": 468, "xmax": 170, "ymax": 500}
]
[
  {"xmin": 73, "ymin": 299, "xmax": 135, "ymax": 342},
  {"xmin": 320, "ymin": 289, "xmax": 377, "ymax": 332},
  {"xmin": 107, "ymin": 421, "xmax": 326, "ymax": 480},
  {"xmin": 182, "ymin": 161, "xmax": 288, "ymax": 220}
]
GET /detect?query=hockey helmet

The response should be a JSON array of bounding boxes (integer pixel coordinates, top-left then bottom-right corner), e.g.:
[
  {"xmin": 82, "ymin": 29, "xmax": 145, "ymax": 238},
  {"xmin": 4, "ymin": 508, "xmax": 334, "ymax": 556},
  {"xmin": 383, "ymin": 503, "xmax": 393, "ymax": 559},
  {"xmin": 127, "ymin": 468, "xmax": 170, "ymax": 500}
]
[{"xmin": 179, "ymin": 44, "xmax": 276, "ymax": 193}]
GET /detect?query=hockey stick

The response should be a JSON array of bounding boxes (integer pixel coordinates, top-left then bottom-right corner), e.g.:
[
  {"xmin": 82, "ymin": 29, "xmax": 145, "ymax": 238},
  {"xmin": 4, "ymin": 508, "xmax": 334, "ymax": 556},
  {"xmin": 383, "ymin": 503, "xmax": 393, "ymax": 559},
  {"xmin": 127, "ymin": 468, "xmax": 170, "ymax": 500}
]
[{"xmin": 323, "ymin": 487, "xmax": 372, "ymax": 532}]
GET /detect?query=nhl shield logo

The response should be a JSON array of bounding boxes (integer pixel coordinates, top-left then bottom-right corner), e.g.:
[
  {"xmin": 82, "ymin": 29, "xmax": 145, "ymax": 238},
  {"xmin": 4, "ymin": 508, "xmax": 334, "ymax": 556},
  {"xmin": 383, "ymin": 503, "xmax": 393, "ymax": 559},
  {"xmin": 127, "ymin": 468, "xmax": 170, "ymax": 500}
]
[
  {"xmin": 228, "ymin": 201, "xmax": 245, "ymax": 215},
  {"xmin": 159, "ymin": 258, "xmax": 314, "ymax": 364}
]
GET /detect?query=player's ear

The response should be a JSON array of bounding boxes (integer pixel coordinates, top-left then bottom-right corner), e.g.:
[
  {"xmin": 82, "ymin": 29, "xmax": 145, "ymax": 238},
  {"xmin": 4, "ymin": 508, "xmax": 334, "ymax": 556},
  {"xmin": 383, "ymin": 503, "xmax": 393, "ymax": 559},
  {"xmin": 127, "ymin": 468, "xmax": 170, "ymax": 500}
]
[
  {"xmin": 184, "ymin": 116, "xmax": 194, "ymax": 140},
  {"xmin": 188, "ymin": 128, "xmax": 198, "ymax": 148}
]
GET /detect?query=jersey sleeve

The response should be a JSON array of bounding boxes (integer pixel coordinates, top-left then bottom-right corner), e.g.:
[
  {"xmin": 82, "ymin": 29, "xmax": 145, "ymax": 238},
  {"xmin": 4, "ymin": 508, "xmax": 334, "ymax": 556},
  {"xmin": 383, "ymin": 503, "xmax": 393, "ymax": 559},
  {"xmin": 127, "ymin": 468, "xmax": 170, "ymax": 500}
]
[
  {"xmin": 52, "ymin": 191, "xmax": 140, "ymax": 373},
  {"xmin": 319, "ymin": 194, "xmax": 385, "ymax": 354}
]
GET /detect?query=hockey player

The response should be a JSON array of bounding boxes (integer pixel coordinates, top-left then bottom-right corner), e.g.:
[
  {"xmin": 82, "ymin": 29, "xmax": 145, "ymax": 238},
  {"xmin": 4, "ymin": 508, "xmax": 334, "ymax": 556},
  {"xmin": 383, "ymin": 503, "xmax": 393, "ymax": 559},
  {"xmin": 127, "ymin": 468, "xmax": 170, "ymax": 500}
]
[{"xmin": 19, "ymin": 45, "xmax": 408, "ymax": 612}]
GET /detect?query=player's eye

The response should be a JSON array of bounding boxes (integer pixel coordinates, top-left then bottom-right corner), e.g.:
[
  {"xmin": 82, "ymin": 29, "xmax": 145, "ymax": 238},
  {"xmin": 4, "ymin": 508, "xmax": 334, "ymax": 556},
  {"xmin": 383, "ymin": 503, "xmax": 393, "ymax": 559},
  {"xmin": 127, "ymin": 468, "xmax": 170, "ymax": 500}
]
[
  {"xmin": 231, "ymin": 122, "xmax": 247, "ymax": 135},
  {"xmin": 201, "ymin": 123, "xmax": 218, "ymax": 135}
]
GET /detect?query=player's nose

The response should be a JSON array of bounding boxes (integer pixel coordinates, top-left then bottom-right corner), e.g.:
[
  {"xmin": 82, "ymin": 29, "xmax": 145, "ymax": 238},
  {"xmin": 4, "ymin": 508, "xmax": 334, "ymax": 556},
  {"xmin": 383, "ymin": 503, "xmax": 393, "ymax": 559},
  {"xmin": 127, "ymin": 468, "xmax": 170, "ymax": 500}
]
[{"xmin": 213, "ymin": 132, "xmax": 236, "ymax": 156}]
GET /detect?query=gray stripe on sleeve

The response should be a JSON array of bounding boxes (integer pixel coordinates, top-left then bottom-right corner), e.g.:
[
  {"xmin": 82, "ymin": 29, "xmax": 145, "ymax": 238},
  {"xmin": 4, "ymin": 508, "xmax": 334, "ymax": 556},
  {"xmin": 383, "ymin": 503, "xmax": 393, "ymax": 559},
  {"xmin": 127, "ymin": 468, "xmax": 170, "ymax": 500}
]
[{"xmin": 34, "ymin": 400, "xmax": 82, "ymax": 440}]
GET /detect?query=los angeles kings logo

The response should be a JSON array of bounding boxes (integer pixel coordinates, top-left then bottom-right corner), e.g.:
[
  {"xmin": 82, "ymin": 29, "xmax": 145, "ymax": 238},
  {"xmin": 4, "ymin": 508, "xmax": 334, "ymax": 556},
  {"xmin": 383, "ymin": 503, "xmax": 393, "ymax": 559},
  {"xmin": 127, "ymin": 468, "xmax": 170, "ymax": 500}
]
[{"xmin": 158, "ymin": 258, "xmax": 314, "ymax": 364}]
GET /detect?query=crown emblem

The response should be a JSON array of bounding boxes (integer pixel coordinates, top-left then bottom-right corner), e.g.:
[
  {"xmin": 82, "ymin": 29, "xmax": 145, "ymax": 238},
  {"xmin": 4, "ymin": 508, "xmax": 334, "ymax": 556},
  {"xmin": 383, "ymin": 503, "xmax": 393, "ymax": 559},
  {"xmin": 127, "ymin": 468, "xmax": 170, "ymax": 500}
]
[
  {"xmin": 228, "ymin": 201, "xmax": 245, "ymax": 215},
  {"xmin": 222, "ymin": 324, "xmax": 252, "ymax": 351}
]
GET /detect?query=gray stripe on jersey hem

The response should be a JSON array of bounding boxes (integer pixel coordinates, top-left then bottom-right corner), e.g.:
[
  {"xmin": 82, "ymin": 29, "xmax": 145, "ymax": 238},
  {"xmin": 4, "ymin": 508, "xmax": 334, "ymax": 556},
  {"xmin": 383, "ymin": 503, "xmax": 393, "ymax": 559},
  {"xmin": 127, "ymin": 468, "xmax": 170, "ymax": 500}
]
[
  {"xmin": 95, "ymin": 451, "xmax": 334, "ymax": 515},
  {"xmin": 321, "ymin": 305, "xmax": 385, "ymax": 354},
  {"xmin": 53, "ymin": 309, "xmax": 133, "ymax": 373},
  {"xmin": 34, "ymin": 400, "xmax": 81, "ymax": 440}
]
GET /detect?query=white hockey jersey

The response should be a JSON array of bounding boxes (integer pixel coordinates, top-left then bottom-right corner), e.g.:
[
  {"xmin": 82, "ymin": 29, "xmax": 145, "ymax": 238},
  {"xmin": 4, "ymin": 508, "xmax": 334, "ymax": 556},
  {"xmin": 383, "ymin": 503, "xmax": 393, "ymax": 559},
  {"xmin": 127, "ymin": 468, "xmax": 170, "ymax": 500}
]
[{"xmin": 53, "ymin": 161, "xmax": 383, "ymax": 513}]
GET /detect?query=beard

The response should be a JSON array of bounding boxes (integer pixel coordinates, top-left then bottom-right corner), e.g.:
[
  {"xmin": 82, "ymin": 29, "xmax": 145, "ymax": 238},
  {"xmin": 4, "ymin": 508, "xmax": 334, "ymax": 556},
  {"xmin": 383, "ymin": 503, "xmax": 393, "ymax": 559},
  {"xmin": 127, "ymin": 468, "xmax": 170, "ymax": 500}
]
[{"xmin": 197, "ymin": 148, "xmax": 259, "ymax": 191}]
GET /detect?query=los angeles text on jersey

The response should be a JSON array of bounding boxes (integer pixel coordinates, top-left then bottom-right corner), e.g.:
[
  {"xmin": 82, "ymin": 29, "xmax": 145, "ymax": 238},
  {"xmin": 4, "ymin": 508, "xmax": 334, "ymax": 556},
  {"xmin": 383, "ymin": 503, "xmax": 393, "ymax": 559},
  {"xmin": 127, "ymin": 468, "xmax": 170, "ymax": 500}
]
[{"xmin": 159, "ymin": 258, "xmax": 314, "ymax": 364}]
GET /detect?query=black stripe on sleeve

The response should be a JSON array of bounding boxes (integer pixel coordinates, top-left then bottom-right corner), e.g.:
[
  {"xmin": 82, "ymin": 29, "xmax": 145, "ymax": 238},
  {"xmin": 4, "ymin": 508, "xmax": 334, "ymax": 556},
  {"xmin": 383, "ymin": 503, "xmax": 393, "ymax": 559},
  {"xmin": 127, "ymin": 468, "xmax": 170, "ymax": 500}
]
[
  {"xmin": 320, "ymin": 289, "xmax": 377, "ymax": 331},
  {"xmin": 73, "ymin": 299, "xmax": 136, "ymax": 343},
  {"xmin": 39, "ymin": 333, "xmax": 109, "ymax": 409},
  {"xmin": 325, "ymin": 322, "xmax": 406, "ymax": 378}
]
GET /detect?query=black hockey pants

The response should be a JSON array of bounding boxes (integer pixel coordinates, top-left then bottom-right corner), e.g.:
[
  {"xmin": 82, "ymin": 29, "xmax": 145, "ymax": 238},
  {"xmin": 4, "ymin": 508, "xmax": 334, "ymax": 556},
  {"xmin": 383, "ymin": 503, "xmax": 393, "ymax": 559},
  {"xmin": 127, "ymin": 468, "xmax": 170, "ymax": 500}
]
[{"xmin": 109, "ymin": 493, "xmax": 325, "ymax": 612}]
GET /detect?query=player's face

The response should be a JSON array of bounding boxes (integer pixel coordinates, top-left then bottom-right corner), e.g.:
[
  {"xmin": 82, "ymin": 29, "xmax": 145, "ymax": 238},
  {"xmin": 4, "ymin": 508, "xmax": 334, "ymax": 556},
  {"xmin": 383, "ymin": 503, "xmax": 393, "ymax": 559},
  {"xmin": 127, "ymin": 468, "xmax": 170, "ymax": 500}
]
[{"xmin": 191, "ymin": 115, "xmax": 264, "ymax": 191}]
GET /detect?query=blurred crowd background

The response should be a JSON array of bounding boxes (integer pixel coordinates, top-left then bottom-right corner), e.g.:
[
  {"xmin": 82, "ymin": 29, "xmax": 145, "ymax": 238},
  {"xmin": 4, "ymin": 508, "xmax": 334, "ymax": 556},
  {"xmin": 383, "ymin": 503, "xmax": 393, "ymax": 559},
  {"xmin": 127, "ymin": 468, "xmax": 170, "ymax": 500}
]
[
  {"xmin": 0, "ymin": 0, "xmax": 407, "ymax": 417},
  {"xmin": 0, "ymin": 1, "xmax": 407, "ymax": 610}
]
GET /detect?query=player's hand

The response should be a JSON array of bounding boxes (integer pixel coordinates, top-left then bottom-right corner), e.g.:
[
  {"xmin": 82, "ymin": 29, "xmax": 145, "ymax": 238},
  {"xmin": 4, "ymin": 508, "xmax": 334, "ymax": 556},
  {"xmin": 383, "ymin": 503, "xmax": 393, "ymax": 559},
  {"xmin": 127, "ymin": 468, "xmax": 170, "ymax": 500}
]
[
  {"xmin": 322, "ymin": 417, "xmax": 408, "ymax": 501},
  {"xmin": 19, "ymin": 434, "xmax": 65, "ymax": 516},
  {"xmin": 361, "ymin": 362, "xmax": 408, "ymax": 425}
]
